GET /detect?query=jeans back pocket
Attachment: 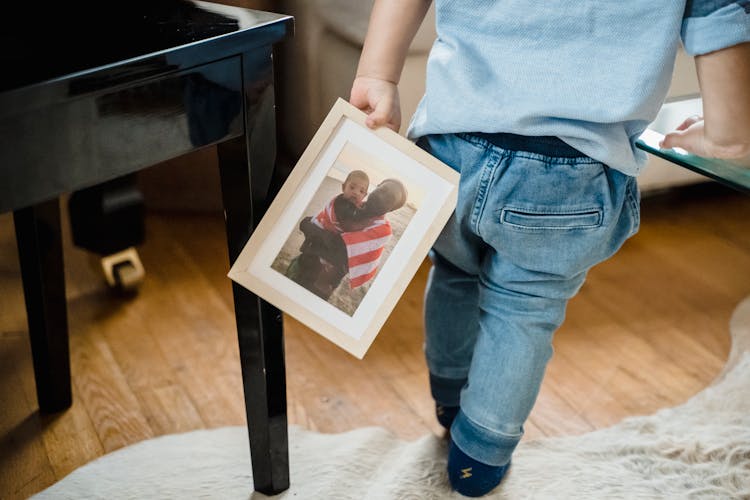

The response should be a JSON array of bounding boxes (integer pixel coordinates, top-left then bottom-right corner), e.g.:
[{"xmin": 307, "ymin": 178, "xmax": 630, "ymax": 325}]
[{"xmin": 500, "ymin": 207, "xmax": 603, "ymax": 231}]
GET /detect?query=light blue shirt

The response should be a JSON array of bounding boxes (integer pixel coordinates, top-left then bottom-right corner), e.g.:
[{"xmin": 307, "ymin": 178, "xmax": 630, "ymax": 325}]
[{"xmin": 407, "ymin": 1, "xmax": 750, "ymax": 175}]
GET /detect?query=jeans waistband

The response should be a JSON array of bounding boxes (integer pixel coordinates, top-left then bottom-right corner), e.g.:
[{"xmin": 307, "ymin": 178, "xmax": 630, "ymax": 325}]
[{"xmin": 472, "ymin": 132, "xmax": 585, "ymax": 158}]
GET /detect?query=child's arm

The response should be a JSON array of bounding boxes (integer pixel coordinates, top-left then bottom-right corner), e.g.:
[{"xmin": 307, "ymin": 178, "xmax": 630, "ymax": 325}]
[
  {"xmin": 661, "ymin": 42, "xmax": 750, "ymax": 164},
  {"xmin": 350, "ymin": 0, "xmax": 432, "ymax": 131},
  {"xmin": 299, "ymin": 217, "xmax": 348, "ymax": 264},
  {"xmin": 333, "ymin": 195, "xmax": 358, "ymax": 226}
]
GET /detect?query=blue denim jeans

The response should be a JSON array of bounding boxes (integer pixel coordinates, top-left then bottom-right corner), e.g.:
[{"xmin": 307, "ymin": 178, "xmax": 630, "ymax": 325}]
[{"xmin": 416, "ymin": 132, "xmax": 640, "ymax": 466}]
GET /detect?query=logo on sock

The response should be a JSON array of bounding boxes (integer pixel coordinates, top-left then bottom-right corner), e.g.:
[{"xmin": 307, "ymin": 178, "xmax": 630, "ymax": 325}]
[{"xmin": 461, "ymin": 467, "xmax": 473, "ymax": 479}]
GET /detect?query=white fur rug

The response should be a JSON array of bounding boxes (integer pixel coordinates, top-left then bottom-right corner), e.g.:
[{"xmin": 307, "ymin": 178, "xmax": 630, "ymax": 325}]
[{"xmin": 33, "ymin": 299, "xmax": 750, "ymax": 499}]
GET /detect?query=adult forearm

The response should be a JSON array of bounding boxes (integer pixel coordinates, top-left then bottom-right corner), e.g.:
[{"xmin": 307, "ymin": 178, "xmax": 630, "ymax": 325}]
[
  {"xmin": 697, "ymin": 42, "xmax": 750, "ymax": 158},
  {"xmin": 356, "ymin": 0, "xmax": 432, "ymax": 83}
]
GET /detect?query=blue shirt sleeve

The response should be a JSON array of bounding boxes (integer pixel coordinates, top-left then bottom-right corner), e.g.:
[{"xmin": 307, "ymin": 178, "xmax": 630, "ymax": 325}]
[{"xmin": 681, "ymin": 1, "xmax": 750, "ymax": 55}]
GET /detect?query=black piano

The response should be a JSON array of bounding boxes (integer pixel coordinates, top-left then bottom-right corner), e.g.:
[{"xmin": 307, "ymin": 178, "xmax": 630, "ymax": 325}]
[{"xmin": 0, "ymin": 1, "xmax": 293, "ymax": 494}]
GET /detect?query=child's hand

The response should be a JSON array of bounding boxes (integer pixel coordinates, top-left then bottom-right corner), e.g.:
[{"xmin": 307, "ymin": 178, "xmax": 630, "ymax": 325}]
[
  {"xmin": 660, "ymin": 115, "xmax": 707, "ymax": 155},
  {"xmin": 661, "ymin": 115, "xmax": 750, "ymax": 164},
  {"xmin": 350, "ymin": 76, "xmax": 401, "ymax": 132}
]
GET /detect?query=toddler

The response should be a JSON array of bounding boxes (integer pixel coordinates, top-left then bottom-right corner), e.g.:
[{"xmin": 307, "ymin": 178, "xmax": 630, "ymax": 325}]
[{"xmin": 351, "ymin": 0, "xmax": 750, "ymax": 496}]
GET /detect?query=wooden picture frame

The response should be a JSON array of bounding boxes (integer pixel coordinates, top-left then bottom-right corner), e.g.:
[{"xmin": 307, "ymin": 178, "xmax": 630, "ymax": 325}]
[{"xmin": 228, "ymin": 98, "xmax": 459, "ymax": 358}]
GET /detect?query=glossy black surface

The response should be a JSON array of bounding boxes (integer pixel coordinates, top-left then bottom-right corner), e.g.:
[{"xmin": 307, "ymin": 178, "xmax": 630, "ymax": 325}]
[
  {"xmin": 1, "ymin": 2, "xmax": 293, "ymax": 494},
  {"xmin": 0, "ymin": 2, "xmax": 292, "ymax": 214},
  {"xmin": 1, "ymin": 56, "xmax": 244, "ymax": 213},
  {"xmin": 13, "ymin": 201, "xmax": 72, "ymax": 413},
  {"xmin": 219, "ymin": 130, "xmax": 290, "ymax": 493},
  {"xmin": 68, "ymin": 176, "xmax": 145, "ymax": 255},
  {"xmin": 1, "ymin": 0, "xmax": 285, "ymax": 93}
]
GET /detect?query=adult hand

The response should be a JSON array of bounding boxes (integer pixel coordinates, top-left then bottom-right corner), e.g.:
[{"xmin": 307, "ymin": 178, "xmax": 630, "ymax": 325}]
[{"xmin": 350, "ymin": 76, "xmax": 401, "ymax": 132}]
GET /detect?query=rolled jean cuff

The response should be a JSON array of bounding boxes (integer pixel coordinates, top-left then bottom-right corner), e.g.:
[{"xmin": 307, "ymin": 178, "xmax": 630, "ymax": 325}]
[
  {"xmin": 450, "ymin": 409, "xmax": 522, "ymax": 467},
  {"xmin": 429, "ymin": 373, "xmax": 466, "ymax": 407}
]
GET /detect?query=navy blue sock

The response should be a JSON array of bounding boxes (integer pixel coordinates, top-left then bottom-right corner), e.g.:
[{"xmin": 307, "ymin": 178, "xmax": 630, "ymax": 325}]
[
  {"xmin": 436, "ymin": 404, "xmax": 459, "ymax": 430},
  {"xmin": 429, "ymin": 373, "xmax": 464, "ymax": 431},
  {"xmin": 447, "ymin": 439, "xmax": 510, "ymax": 497}
]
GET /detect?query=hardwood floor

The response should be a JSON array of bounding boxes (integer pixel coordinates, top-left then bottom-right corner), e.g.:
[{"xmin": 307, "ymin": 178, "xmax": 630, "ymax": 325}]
[{"xmin": 1, "ymin": 182, "xmax": 748, "ymax": 498}]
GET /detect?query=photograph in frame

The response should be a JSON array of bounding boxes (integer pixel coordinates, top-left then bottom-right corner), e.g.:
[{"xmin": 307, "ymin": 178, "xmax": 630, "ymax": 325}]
[{"xmin": 228, "ymin": 98, "xmax": 459, "ymax": 358}]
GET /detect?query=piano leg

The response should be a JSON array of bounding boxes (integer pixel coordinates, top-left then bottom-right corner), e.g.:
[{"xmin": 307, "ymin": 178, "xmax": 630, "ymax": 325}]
[
  {"xmin": 218, "ymin": 133, "xmax": 289, "ymax": 494},
  {"xmin": 13, "ymin": 199, "xmax": 72, "ymax": 413},
  {"xmin": 213, "ymin": 43, "xmax": 290, "ymax": 495}
]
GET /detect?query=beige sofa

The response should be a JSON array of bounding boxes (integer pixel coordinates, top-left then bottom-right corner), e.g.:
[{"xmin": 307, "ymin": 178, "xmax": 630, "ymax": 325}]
[{"xmin": 276, "ymin": 0, "xmax": 707, "ymax": 193}]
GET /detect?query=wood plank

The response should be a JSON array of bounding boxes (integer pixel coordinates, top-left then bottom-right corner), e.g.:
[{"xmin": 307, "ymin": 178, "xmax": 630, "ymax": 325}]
[
  {"xmin": 12, "ymin": 321, "xmax": 105, "ymax": 484},
  {"xmin": 67, "ymin": 315, "xmax": 154, "ymax": 453},
  {"xmin": 34, "ymin": 394, "xmax": 104, "ymax": 483},
  {"xmin": 0, "ymin": 335, "xmax": 56, "ymax": 500},
  {"xmin": 1, "ymin": 183, "xmax": 749, "ymax": 499},
  {"xmin": 135, "ymin": 385, "xmax": 205, "ymax": 435},
  {"xmin": 528, "ymin": 383, "xmax": 596, "ymax": 438},
  {"xmin": 131, "ymin": 218, "xmax": 246, "ymax": 428}
]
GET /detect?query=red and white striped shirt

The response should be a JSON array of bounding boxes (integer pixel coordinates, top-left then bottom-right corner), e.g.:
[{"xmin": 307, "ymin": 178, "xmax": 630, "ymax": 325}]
[
  {"xmin": 341, "ymin": 218, "xmax": 392, "ymax": 288},
  {"xmin": 312, "ymin": 198, "xmax": 392, "ymax": 289}
]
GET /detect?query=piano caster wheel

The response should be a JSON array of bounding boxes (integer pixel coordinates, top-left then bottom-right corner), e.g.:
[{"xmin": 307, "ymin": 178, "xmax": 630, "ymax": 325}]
[{"xmin": 101, "ymin": 247, "xmax": 145, "ymax": 293}]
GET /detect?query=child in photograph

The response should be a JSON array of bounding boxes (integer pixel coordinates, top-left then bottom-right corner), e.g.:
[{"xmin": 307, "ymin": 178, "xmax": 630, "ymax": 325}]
[
  {"xmin": 285, "ymin": 169, "xmax": 369, "ymax": 298},
  {"xmin": 314, "ymin": 169, "xmax": 371, "ymax": 233},
  {"xmin": 350, "ymin": 0, "xmax": 750, "ymax": 496},
  {"xmin": 289, "ymin": 178, "xmax": 407, "ymax": 301}
]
